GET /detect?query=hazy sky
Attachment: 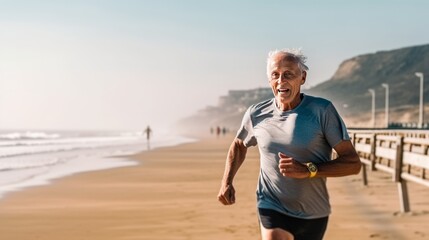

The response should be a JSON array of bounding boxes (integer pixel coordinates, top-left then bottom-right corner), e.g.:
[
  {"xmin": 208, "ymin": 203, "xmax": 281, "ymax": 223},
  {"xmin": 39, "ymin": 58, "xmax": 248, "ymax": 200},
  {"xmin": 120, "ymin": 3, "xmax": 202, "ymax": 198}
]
[{"xmin": 0, "ymin": 0, "xmax": 428, "ymax": 131}]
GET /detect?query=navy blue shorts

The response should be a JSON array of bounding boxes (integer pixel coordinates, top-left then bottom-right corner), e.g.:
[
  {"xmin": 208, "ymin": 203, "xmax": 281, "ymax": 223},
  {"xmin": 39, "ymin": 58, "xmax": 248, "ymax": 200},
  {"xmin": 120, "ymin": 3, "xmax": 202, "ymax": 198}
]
[{"xmin": 258, "ymin": 208, "xmax": 329, "ymax": 240}]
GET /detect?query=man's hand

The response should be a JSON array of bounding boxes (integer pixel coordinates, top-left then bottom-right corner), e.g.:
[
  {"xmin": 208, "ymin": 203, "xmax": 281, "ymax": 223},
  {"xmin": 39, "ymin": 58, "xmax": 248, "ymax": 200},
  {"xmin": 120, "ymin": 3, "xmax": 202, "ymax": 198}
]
[
  {"xmin": 217, "ymin": 184, "xmax": 236, "ymax": 205},
  {"xmin": 278, "ymin": 152, "xmax": 310, "ymax": 178}
]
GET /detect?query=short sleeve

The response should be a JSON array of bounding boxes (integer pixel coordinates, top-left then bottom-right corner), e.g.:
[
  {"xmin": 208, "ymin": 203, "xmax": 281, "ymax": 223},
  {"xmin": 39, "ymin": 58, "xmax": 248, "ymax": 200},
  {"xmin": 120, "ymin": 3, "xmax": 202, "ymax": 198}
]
[
  {"xmin": 236, "ymin": 106, "xmax": 257, "ymax": 147},
  {"xmin": 322, "ymin": 103, "xmax": 350, "ymax": 148}
]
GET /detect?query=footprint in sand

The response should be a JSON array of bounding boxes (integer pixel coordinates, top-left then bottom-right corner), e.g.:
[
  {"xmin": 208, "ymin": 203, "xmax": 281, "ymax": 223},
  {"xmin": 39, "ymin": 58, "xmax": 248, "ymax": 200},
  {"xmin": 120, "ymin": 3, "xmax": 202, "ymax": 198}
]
[
  {"xmin": 224, "ymin": 226, "xmax": 237, "ymax": 233},
  {"xmin": 414, "ymin": 231, "xmax": 426, "ymax": 238},
  {"xmin": 369, "ymin": 233, "xmax": 389, "ymax": 239}
]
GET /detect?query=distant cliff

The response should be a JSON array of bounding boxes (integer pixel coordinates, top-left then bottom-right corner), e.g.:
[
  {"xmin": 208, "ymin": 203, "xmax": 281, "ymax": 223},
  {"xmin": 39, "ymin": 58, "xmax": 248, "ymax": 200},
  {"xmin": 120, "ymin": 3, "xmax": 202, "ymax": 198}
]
[
  {"xmin": 306, "ymin": 43, "xmax": 429, "ymax": 127},
  {"xmin": 176, "ymin": 44, "xmax": 429, "ymax": 135},
  {"xmin": 175, "ymin": 88, "xmax": 273, "ymax": 135}
]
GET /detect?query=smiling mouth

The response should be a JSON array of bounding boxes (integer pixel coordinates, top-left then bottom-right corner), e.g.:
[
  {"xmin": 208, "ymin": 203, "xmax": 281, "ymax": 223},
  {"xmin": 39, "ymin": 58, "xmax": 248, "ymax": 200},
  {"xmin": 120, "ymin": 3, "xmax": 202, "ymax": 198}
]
[{"xmin": 277, "ymin": 88, "xmax": 290, "ymax": 94}]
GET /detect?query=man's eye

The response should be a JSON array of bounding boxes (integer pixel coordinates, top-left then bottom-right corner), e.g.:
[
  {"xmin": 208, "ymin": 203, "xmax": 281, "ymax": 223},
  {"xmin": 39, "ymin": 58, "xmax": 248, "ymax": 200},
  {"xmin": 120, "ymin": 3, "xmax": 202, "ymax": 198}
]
[
  {"xmin": 271, "ymin": 73, "xmax": 279, "ymax": 79},
  {"xmin": 283, "ymin": 73, "xmax": 294, "ymax": 79}
]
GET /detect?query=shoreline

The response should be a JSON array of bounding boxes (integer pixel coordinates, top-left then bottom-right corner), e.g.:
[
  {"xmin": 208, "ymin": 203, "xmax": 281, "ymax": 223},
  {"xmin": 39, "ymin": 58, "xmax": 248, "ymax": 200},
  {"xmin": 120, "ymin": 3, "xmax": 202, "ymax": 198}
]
[
  {"xmin": 0, "ymin": 135, "xmax": 196, "ymax": 200},
  {"xmin": 0, "ymin": 135, "xmax": 428, "ymax": 239}
]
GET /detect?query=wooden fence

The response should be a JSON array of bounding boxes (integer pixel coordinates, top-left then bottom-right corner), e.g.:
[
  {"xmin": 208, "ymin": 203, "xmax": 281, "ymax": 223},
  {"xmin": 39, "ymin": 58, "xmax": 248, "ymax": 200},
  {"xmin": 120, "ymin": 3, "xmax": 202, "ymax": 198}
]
[{"xmin": 349, "ymin": 130, "xmax": 429, "ymax": 213}]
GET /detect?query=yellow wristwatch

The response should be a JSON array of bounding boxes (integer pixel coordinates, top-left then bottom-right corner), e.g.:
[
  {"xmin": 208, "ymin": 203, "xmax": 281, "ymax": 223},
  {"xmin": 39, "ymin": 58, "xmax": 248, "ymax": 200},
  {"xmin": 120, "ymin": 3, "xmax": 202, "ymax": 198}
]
[{"xmin": 305, "ymin": 162, "xmax": 318, "ymax": 178}]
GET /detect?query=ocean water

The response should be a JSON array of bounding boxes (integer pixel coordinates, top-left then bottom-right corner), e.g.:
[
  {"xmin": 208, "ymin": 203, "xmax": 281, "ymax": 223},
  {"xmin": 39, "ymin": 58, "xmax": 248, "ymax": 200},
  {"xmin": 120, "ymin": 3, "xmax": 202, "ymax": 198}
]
[{"xmin": 0, "ymin": 130, "xmax": 195, "ymax": 199}]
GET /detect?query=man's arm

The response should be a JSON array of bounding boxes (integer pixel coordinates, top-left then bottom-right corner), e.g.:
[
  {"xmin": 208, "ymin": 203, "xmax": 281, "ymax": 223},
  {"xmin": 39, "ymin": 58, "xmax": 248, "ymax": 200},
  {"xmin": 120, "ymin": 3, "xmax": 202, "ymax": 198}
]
[
  {"xmin": 278, "ymin": 140, "xmax": 361, "ymax": 178},
  {"xmin": 316, "ymin": 140, "xmax": 361, "ymax": 177},
  {"xmin": 217, "ymin": 138, "xmax": 248, "ymax": 205}
]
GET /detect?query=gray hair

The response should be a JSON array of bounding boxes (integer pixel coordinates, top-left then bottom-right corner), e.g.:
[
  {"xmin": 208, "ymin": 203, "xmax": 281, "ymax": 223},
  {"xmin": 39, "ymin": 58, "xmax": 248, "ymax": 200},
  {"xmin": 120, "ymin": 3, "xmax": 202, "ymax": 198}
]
[{"xmin": 266, "ymin": 48, "xmax": 309, "ymax": 76}]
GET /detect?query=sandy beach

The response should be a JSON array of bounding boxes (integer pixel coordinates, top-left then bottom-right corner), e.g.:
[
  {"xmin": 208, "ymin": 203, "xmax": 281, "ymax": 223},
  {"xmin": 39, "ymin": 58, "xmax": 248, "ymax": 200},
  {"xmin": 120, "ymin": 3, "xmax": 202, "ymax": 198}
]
[{"xmin": 0, "ymin": 135, "xmax": 429, "ymax": 240}]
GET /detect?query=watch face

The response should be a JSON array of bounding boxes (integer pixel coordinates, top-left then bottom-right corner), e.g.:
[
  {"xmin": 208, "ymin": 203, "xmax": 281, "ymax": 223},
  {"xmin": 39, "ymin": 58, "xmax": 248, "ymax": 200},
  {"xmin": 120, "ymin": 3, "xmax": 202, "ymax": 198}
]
[{"xmin": 308, "ymin": 163, "xmax": 317, "ymax": 172}]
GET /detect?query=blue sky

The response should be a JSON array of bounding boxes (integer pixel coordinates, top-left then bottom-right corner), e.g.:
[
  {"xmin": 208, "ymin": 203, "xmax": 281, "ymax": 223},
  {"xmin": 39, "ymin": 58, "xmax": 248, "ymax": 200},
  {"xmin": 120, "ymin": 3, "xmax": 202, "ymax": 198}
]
[{"xmin": 0, "ymin": 0, "xmax": 428, "ymax": 130}]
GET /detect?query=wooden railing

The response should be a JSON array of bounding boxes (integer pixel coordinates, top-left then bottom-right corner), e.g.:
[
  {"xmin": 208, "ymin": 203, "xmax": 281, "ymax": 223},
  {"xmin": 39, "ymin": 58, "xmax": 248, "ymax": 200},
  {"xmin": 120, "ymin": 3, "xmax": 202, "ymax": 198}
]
[{"xmin": 349, "ymin": 130, "xmax": 429, "ymax": 213}]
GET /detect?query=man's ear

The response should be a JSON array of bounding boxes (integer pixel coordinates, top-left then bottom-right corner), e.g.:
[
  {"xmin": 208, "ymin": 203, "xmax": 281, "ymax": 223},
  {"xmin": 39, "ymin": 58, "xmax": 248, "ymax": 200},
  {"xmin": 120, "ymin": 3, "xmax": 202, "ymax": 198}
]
[{"xmin": 301, "ymin": 71, "xmax": 307, "ymax": 85}]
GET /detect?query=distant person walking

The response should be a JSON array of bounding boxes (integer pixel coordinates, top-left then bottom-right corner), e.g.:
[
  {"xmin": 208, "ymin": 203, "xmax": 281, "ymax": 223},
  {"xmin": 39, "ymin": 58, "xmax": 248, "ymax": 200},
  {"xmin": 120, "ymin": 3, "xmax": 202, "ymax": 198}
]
[
  {"xmin": 217, "ymin": 49, "xmax": 361, "ymax": 240},
  {"xmin": 216, "ymin": 126, "xmax": 221, "ymax": 138},
  {"xmin": 144, "ymin": 126, "xmax": 152, "ymax": 150}
]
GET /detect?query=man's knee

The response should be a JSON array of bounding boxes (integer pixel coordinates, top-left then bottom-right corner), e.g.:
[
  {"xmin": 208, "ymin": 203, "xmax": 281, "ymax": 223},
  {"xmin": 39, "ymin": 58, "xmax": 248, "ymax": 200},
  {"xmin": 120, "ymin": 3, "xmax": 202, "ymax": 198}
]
[{"xmin": 260, "ymin": 224, "xmax": 294, "ymax": 240}]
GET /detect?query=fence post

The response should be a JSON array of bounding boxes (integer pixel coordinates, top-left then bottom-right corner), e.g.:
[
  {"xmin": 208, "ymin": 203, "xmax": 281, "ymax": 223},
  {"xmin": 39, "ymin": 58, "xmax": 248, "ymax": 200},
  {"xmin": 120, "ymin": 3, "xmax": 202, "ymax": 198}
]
[
  {"xmin": 361, "ymin": 160, "xmax": 368, "ymax": 186},
  {"xmin": 353, "ymin": 133, "xmax": 368, "ymax": 186},
  {"xmin": 395, "ymin": 136, "xmax": 410, "ymax": 213},
  {"xmin": 370, "ymin": 134, "xmax": 376, "ymax": 171}
]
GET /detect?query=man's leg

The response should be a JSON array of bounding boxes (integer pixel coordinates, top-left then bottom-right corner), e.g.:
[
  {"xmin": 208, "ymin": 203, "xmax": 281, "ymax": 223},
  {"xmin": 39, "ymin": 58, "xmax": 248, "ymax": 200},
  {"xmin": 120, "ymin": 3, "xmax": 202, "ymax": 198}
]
[{"xmin": 260, "ymin": 223, "xmax": 294, "ymax": 240}]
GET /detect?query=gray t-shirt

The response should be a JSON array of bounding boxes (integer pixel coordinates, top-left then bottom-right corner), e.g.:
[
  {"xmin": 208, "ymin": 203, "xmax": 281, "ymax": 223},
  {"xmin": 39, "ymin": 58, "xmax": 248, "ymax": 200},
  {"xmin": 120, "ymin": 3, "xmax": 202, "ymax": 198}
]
[{"xmin": 236, "ymin": 94, "xmax": 349, "ymax": 219}]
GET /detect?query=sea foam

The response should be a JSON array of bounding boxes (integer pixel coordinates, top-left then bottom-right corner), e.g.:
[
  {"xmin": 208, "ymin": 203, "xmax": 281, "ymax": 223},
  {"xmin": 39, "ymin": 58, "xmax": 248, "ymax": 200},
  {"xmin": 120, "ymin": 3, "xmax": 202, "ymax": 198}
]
[{"xmin": 0, "ymin": 130, "xmax": 195, "ymax": 199}]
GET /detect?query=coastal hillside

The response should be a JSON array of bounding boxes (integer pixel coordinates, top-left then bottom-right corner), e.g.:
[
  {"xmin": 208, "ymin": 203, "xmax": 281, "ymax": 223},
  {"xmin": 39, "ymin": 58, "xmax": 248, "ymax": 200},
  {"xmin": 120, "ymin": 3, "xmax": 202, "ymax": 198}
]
[
  {"xmin": 306, "ymin": 44, "xmax": 429, "ymax": 126},
  {"xmin": 176, "ymin": 44, "xmax": 429, "ymax": 134},
  {"xmin": 176, "ymin": 88, "xmax": 273, "ymax": 135}
]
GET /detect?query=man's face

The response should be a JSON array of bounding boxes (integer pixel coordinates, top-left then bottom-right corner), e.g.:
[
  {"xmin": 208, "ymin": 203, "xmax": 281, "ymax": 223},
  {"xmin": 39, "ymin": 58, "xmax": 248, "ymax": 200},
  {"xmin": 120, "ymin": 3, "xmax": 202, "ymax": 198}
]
[{"xmin": 267, "ymin": 54, "xmax": 306, "ymax": 110}]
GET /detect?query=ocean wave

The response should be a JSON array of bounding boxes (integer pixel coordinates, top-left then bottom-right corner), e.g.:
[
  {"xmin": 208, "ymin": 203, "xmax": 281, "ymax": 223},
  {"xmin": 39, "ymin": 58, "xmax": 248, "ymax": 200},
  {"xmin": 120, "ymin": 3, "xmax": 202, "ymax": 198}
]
[{"xmin": 0, "ymin": 131, "xmax": 61, "ymax": 140}]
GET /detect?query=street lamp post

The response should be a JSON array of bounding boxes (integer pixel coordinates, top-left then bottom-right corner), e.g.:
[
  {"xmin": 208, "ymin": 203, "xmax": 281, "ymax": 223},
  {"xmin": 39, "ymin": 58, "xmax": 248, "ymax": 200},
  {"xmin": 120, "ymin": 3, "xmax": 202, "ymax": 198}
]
[
  {"xmin": 415, "ymin": 72, "xmax": 424, "ymax": 128},
  {"xmin": 368, "ymin": 88, "xmax": 376, "ymax": 128},
  {"xmin": 381, "ymin": 83, "xmax": 389, "ymax": 128}
]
